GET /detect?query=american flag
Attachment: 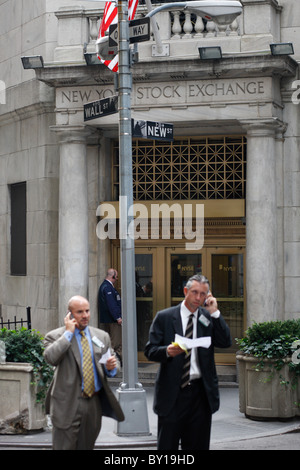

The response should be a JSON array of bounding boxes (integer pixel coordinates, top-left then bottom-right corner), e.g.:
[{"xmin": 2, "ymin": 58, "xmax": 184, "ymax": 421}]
[{"xmin": 97, "ymin": 0, "xmax": 139, "ymax": 72}]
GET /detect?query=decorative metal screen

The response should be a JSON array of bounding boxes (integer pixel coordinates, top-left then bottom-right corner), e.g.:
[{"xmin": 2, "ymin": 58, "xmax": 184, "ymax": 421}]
[{"xmin": 112, "ymin": 136, "xmax": 246, "ymax": 200}]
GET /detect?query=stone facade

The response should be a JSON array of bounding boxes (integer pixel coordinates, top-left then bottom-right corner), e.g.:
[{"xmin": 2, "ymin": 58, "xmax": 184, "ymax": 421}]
[{"xmin": 0, "ymin": 0, "xmax": 299, "ymax": 341}]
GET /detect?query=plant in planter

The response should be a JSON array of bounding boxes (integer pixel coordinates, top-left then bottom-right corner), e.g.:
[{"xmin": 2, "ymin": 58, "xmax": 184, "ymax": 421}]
[
  {"xmin": 236, "ymin": 319, "xmax": 300, "ymax": 420},
  {"xmin": 0, "ymin": 328, "xmax": 54, "ymax": 434},
  {"xmin": 0, "ymin": 327, "xmax": 54, "ymax": 403}
]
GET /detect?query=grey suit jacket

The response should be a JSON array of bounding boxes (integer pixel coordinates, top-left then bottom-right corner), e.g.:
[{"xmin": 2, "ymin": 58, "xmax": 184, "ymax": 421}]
[{"xmin": 44, "ymin": 326, "xmax": 124, "ymax": 429}]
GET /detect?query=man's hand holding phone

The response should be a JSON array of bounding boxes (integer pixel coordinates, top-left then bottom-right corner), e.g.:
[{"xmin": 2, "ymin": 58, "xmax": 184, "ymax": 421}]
[
  {"xmin": 204, "ymin": 292, "xmax": 218, "ymax": 315},
  {"xmin": 64, "ymin": 311, "xmax": 78, "ymax": 333}
]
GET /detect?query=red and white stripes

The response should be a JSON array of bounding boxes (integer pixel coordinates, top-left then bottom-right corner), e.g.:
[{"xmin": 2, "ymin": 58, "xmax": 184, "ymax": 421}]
[{"xmin": 97, "ymin": 0, "xmax": 139, "ymax": 72}]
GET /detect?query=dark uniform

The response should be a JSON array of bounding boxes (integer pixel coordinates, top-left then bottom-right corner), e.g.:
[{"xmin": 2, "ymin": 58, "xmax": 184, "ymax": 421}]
[{"xmin": 98, "ymin": 279, "xmax": 122, "ymax": 359}]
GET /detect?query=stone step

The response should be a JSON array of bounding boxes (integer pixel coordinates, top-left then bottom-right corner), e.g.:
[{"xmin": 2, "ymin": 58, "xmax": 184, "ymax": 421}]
[
  {"xmin": 108, "ymin": 363, "xmax": 238, "ymax": 388},
  {"xmin": 216, "ymin": 364, "xmax": 237, "ymax": 385}
]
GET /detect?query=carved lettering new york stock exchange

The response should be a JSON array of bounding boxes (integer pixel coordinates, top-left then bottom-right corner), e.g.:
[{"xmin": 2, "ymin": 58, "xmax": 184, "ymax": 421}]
[
  {"xmin": 135, "ymin": 79, "xmax": 266, "ymax": 104},
  {"xmin": 57, "ymin": 78, "xmax": 268, "ymax": 109}
]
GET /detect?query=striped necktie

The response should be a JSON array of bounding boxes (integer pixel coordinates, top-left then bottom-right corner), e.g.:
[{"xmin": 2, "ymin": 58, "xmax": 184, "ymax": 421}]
[
  {"xmin": 80, "ymin": 330, "xmax": 95, "ymax": 397},
  {"xmin": 181, "ymin": 313, "xmax": 194, "ymax": 388}
]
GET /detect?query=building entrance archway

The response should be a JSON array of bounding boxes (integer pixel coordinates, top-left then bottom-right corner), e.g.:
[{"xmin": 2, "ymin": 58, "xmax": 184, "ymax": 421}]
[{"xmin": 113, "ymin": 243, "xmax": 246, "ymax": 363}]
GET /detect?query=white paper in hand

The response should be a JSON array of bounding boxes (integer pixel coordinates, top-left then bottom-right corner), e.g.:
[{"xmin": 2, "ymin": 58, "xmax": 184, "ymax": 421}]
[
  {"xmin": 174, "ymin": 334, "xmax": 211, "ymax": 350},
  {"xmin": 99, "ymin": 349, "xmax": 112, "ymax": 364}
]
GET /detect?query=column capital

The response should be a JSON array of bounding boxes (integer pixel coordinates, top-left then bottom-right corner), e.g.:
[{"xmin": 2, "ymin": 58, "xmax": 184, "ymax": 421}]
[
  {"xmin": 240, "ymin": 118, "xmax": 285, "ymax": 138},
  {"xmin": 50, "ymin": 125, "xmax": 96, "ymax": 143}
]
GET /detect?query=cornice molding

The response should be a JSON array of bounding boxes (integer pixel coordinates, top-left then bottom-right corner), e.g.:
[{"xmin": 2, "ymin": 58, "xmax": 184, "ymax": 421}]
[{"xmin": 36, "ymin": 55, "xmax": 298, "ymax": 88}]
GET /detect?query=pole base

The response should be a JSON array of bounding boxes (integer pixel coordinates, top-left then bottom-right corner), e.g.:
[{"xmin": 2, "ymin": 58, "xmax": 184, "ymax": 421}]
[{"xmin": 115, "ymin": 386, "xmax": 151, "ymax": 436}]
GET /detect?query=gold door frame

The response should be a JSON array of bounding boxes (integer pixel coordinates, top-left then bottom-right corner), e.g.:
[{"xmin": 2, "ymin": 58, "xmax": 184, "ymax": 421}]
[
  {"xmin": 112, "ymin": 243, "xmax": 246, "ymax": 364},
  {"xmin": 206, "ymin": 247, "xmax": 246, "ymax": 364}
]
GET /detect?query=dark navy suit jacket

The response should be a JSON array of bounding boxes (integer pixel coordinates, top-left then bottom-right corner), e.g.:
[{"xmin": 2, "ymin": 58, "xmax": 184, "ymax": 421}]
[
  {"xmin": 98, "ymin": 279, "xmax": 121, "ymax": 323},
  {"xmin": 144, "ymin": 303, "xmax": 231, "ymax": 417}
]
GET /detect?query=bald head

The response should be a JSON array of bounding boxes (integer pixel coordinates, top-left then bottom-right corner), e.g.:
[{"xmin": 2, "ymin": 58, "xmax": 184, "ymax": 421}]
[
  {"xmin": 68, "ymin": 295, "xmax": 89, "ymax": 312},
  {"xmin": 106, "ymin": 268, "xmax": 118, "ymax": 284}
]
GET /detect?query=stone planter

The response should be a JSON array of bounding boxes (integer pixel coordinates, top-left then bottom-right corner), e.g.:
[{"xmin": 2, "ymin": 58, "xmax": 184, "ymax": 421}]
[
  {"xmin": 0, "ymin": 362, "xmax": 46, "ymax": 434},
  {"xmin": 237, "ymin": 354, "xmax": 300, "ymax": 420}
]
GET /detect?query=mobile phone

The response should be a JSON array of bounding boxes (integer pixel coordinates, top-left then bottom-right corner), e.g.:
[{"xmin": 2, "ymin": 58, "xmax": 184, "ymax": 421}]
[
  {"xmin": 68, "ymin": 311, "xmax": 74, "ymax": 319},
  {"xmin": 204, "ymin": 291, "xmax": 211, "ymax": 306}
]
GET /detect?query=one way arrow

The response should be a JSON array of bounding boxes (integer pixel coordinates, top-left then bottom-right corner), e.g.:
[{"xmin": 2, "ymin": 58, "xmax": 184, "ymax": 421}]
[{"xmin": 109, "ymin": 17, "xmax": 150, "ymax": 47}]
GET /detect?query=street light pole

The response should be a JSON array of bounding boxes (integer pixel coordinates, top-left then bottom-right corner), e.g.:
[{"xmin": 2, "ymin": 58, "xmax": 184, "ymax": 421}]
[
  {"xmin": 115, "ymin": 0, "xmax": 150, "ymax": 436},
  {"xmin": 92, "ymin": 0, "xmax": 242, "ymax": 437}
]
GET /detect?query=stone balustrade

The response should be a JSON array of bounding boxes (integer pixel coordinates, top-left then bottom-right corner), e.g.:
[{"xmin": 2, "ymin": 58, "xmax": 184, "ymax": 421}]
[
  {"xmin": 54, "ymin": 0, "xmax": 282, "ymax": 64},
  {"xmin": 169, "ymin": 12, "xmax": 240, "ymax": 39}
]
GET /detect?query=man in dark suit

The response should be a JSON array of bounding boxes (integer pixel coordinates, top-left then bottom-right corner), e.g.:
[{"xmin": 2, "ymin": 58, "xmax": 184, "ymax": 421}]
[
  {"xmin": 44, "ymin": 295, "xmax": 124, "ymax": 450},
  {"xmin": 144, "ymin": 274, "xmax": 231, "ymax": 450},
  {"xmin": 98, "ymin": 268, "xmax": 122, "ymax": 360}
]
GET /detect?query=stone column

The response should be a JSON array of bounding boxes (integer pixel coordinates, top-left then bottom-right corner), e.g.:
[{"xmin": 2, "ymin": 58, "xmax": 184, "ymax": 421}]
[
  {"xmin": 242, "ymin": 119, "xmax": 281, "ymax": 326},
  {"xmin": 274, "ymin": 124, "xmax": 287, "ymax": 321},
  {"xmin": 51, "ymin": 125, "xmax": 91, "ymax": 324}
]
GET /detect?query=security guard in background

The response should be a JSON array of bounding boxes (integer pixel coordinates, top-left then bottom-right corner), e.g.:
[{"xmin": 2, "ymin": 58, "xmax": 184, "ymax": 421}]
[{"xmin": 98, "ymin": 268, "xmax": 122, "ymax": 362}]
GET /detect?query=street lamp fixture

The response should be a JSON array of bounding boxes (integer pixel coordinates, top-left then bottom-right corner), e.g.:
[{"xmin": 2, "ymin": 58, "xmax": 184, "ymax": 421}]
[
  {"xmin": 21, "ymin": 55, "xmax": 44, "ymax": 69},
  {"xmin": 199, "ymin": 46, "xmax": 222, "ymax": 60},
  {"xmin": 146, "ymin": 1, "xmax": 242, "ymax": 25},
  {"xmin": 84, "ymin": 52, "xmax": 100, "ymax": 66},
  {"xmin": 270, "ymin": 43, "xmax": 294, "ymax": 56}
]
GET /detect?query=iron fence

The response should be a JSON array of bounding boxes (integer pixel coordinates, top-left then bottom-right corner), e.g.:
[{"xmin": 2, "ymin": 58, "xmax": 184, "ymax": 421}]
[{"xmin": 0, "ymin": 306, "xmax": 31, "ymax": 330}]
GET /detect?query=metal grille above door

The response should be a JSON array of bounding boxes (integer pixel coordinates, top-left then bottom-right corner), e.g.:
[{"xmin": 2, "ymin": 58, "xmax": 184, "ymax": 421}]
[{"xmin": 112, "ymin": 136, "xmax": 246, "ymax": 201}]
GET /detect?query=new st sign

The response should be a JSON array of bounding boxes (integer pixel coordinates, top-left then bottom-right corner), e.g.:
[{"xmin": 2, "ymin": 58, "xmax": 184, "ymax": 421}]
[{"xmin": 132, "ymin": 119, "xmax": 174, "ymax": 141}]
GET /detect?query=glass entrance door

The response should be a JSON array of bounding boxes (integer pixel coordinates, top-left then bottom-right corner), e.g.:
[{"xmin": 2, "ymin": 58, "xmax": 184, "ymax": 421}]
[
  {"xmin": 135, "ymin": 252, "xmax": 153, "ymax": 356},
  {"xmin": 208, "ymin": 249, "xmax": 245, "ymax": 361},
  {"xmin": 166, "ymin": 247, "xmax": 245, "ymax": 363},
  {"xmin": 168, "ymin": 250, "xmax": 204, "ymax": 306},
  {"xmin": 114, "ymin": 245, "xmax": 245, "ymax": 363}
]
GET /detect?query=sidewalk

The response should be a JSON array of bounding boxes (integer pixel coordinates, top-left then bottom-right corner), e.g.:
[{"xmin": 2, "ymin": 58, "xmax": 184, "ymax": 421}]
[{"xmin": 1, "ymin": 385, "xmax": 300, "ymax": 450}]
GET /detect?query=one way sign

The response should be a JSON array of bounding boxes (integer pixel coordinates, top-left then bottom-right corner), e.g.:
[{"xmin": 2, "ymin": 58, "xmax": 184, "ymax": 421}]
[
  {"xmin": 109, "ymin": 17, "xmax": 150, "ymax": 47},
  {"xmin": 129, "ymin": 17, "xmax": 150, "ymax": 44}
]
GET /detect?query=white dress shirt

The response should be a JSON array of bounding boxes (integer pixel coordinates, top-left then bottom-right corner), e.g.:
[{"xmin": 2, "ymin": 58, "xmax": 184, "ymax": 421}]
[
  {"xmin": 180, "ymin": 301, "xmax": 221, "ymax": 381},
  {"xmin": 180, "ymin": 302, "xmax": 201, "ymax": 380}
]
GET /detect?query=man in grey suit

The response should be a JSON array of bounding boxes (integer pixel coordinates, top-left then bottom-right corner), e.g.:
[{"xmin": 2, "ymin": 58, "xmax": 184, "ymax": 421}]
[
  {"xmin": 44, "ymin": 295, "xmax": 124, "ymax": 450},
  {"xmin": 145, "ymin": 274, "xmax": 231, "ymax": 450}
]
